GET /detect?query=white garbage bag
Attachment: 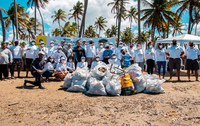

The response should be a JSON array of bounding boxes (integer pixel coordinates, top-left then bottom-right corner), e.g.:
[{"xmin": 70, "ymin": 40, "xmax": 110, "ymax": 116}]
[
  {"xmin": 103, "ymin": 74, "xmax": 121, "ymax": 96},
  {"xmin": 143, "ymin": 74, "xmax": 165, "ymax": 94},
  {"xmin": 63, "ymin": 73, "xmax": 72, "ymax": 89},
  {"xmin": 134, "ymin": 76, "xmax": 146, "ymax": 93},
  {"xmin": 67, "ymin": 68, "xmax": 89, "ymax": 92},
  {"xmin": 86, "ymin": 77, "xmax": 107, "ymax": 96},
  {"xmin": 90, "ymin": 62, "xmax": 108, "ymax": 80},
  {"xmin": 126, "ymin": 64, "xmax": 143, "ymax": 82}
]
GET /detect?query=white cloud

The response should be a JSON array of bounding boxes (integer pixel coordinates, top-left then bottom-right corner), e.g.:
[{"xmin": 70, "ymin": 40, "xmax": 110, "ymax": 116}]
[{"xmin": 27, "ymin": 0, "xmax": 137, "ymax": 36}]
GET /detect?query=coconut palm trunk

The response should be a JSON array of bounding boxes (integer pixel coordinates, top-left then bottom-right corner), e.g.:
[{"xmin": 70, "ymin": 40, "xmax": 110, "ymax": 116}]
[
  {"xmin": 138, "ymin": 0, "xmax": 141, "ymax": 44},
  {"xmin": 12, "ymin": 22, "xmax": 16, "ymax": 42},
  {"xmin": 79, "ymin": 0, "xmax": 88, "ymax": 37},
  {"xmin": 34, "ymin": 2, "xmax": 37, "ymax": 36},
  {"xmin": 188, "ymin": 6, "xmax": 193, "ymax": 34},
  {"xmin": 37, "ymin": 7, "xmax": 45, "ymax": 35},
  {"xmin": 0, "ymin": 10, "xmax": 6, "ymax": 41},
  {"xmin": 14, "ymin": 0, "xmax": 19, "ymax": 40}
]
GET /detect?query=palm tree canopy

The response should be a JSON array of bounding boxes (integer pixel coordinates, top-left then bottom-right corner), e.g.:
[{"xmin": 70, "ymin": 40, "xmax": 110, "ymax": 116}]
[
  {"xmin": 84, "ymin": 25, "xmax": 97, "ymax": 38},
  {"xmin": 51, "ymin": 9, "xmax": 67, "ymax": 23},
  {"xmin": 94, "ymin": 16, "xmax": 107, "ymax": 31},
  {"xmin": 126, "ymin": 6, "xmax": 137, "ymax": 22},
  {"xmin": 69, "ymin": 1, "xmax": 83, "ymax": 21},
  {"xmin": 27, "ymin": 0, "xmax": 49, "ymax": 8}
]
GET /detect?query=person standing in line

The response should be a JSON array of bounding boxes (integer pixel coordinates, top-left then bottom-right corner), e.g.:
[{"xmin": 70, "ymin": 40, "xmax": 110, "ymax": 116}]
[
  {"xmin": 155, "ymin": 43, "xmax": 167, "ymax": 79},
  {"xmin": 66, "ymin": 43, "xmax": 73, "ymax": 59},
  {"xmin": 185, "ymin": 42, "xmax": 200, "ymax": 81},
  {"xmin": 134, "ymin": 44, "xmax": 145, "ymax": 71},
  {"xmin": 53, "ymin": 46, "xmax": 67, "ymax": 64},
  {"xmin": 24, "ymin": 51, "xmax": 46, "ymax": 89},
  {"xmin": 35, "ymin": 41, "xmax": 48, "ymax": 60},
  {"xmin": 145, "ymin": 42, "xmax": 156, "ymax": 74},
  {"xmin": 96, "ymin": 42, "xmax": 105, "ymax": 61},
  {"xmin": 82, "ymin": 40, "xmax": 87, "ymax": 51},
  {"xmin": 73, "ymin": 40, "xmax": 86, "ymax": 66},
  {"xmin": 61, "ymin": 40, "xmax": 68, "ymax": 57},
  {"xmin": 103, "ymin": 44, "xmax": 113, "ymax": 64},
  {"xmin": 166, "ymin": 40, "xmax": 184, "ymax": 81},
  {"xmin": 10, "ymin": 40, "xmax": 23, "ymax": 78},
  {"xmin": 25, "ymin": 40, "xmax": 38, "ymax": 77},
  {"xmin": 128, "ymin": 44, "xmax": 135, "ymax": 64},
  {"xmin": 86, "ymin": 40, "xmax": 96, "ymax": 68},
  {"xmin": 0, "ymin": 42, "xmax": 13, "ymax": 80},
  {"xmin": 47, "ymin": 41, "xmax": 56, "ymax": 57},
  {"xmin": 115, "ymin": 42, "xmax": 123, "ymax": 61}
]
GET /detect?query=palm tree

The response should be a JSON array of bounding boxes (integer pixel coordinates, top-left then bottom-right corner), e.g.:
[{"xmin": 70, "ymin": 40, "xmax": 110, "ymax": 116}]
[
  {"xmin": 52, "ymin": 28, "xmax": 61, "ymax": 36},
  {"xmin": 108, "ymin": 0, "xmax": 129, "ymax": 46},
  {"xmin": 175, "ymin": 0, "xmax": 200, "ymax": 34},
  {"xmin": 62, "ymin": 22, "xmax": 78, "ymax": 37},
  {"xmin": 0, "ymin": 8, "xmax": 7, "ymax": 41},
  {"xmin": 110, "ymin": 25, "xmax": 118, "ymax": 37},
  {"xmin": 84, "ymin": 25, "xmax": 97, "ymax": 38},
  {"xmin": 105, "ymin": 28, "xmax": 112, "ymax": 37},
  {"xmin": 79, "ymin": 0, "xmax": 88, "ymax": 37},
  {"xmin": 5, "ymin": 3, "xmax": 29, "ymax": 41},
  {"xmin": 126, "ymin": 6, "xmax": 137, "ymax": 28},
  {"xmin": 135, "ymin": 31, "xmax": 150, "ymax": 43},
  {"xmin": 94, "ymin": 16, "xmax": 107, "ymax": 37},
  {"xmin": 51, "ymin": 9, "xmax": 67, "ymax": 31},
  {"xmin": 14, "ymin": 0, "xmax": 19, "ymax": 39},
  {"xmin": 27, "ymin": 0, "xmax": 49, "ymax": 35},
  {"xmin": 121, "ymin": 27, "xmax": 134, "ymax": 43},
  {"xmin": 141, "ymin": 0, "xmax": 177, "ymax": 41},
  {"xmin": 172, "ymin": 17, "xmax": 184, "ymax": 36},
  {"xmin": 69, "ymin": 1, "xmax": 83, "ymax": 34},
  {"xmin": 194, "ymin": 9, "xmax": 200, "ymax": 35}
]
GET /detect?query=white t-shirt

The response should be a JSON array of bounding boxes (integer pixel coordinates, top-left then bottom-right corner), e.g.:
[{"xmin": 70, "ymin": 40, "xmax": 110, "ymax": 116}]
[
  {"xmin": 166, "ymin": 46, "xmax": 184, "ymax": 58},
  {"xmin": 77, "ymin": 62, "xmax": 88, "ymax": 69},
  {"xmin": 86, "ymin": 45, "xmax": 96, "ymax": 58},
  {"xmin": 145, "ymin": 48, "xmax": 155, "ymax": 60},
  {"xmin": 35, "ymin": 47, "xmax": 48, "ymax": 59},
  {"xmin": 67, "ymin": 48, "xmax": 73, "ymax": 57},
  {"xmin": 25, "ymin": 45, "xmax": 37, "ymax": 59},
  {"xmin": 155, "ymin": 49, "xmax": 167, "ymax": 62},
  {"xmin": 128, "ymin": 47, "xmax": 135, "ymax": 60},
  {"xmin": 96, "ymin": 48, "xmax": 105, "ymax": 60},
  {"xmin": 10, "ymin": 45, "xmax": 22, "ymax": 59},
  {"xmin": 53, "ymin": 51, "xmax": 67, "ymax": 63},
  {"xmin": 186, "ymin": 47, "xmax": 200, "ymax": 60},
  {"xmin": 42, "ymin": 62, "xmax": 54, "ymax": 73},
  {"xmin": 91, "ymin": 61, "xmax": 103, "ymax": 69},
  {"xmin": 134, "ymin": 49, "xmax": 144, "ymax": 63},
  {"xmin": 108, "ymin": 59, "xmax": 121, "ymax": 68},
  {"xmin": 66, "ymin": 62, "xmax": 75, "ymax": 71},
  {"xmin": 55, "ymin": 63, "xmax": 67, "ymax": 71},
  {"xmin": 47, "ymin": 46, "xmax": 56, "ymax": 57}
]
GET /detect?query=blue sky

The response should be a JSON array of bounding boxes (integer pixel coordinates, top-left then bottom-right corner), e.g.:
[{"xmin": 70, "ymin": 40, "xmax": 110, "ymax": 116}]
[{"xmin": 0, "ymin": 0, "xmax": 190, "ymax": 40}]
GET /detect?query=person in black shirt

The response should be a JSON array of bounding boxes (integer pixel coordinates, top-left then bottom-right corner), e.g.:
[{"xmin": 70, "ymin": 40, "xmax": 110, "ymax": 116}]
[
  {"xmin": 23, "ymin": 51, "xmax": 46, "ymax": 89},
  {"xmin": 73, "ymin": 40, "xmax": 86, "ymax": 66}
]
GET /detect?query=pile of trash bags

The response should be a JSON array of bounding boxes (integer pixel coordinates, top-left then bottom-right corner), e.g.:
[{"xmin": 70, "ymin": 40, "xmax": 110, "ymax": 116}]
[{"xmin": 63, "ymin": 63, "xmax": 165, "ymax": 96}]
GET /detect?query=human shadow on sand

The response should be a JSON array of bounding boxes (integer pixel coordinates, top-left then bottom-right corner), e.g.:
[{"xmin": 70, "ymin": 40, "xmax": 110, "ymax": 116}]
[{"xmin": 16, "ymin": 85, "xmax": 35, "ymax": 90}]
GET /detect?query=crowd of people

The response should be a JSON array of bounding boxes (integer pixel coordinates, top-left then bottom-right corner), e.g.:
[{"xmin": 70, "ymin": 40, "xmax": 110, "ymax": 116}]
[{"xmin": 0, "ymin": 39, "xmax": 199, "ymax": 89}]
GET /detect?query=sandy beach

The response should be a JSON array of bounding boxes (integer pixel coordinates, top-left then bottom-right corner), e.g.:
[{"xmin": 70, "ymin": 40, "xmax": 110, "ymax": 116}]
[{"xmin": 0, "ymin": 71, "xmax": 200, "ymax": 126}]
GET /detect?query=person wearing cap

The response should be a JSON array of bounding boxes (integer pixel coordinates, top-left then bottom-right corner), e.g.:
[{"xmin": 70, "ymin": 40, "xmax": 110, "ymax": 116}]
[
  {"xmin": 128, "ymin": 44, "xmax": 135, "ymax": 64},
  {"xmin": 102, "ymin": 44, "xmax": 113, "ymax": 64},
  {"xmin": 47, "ymin": 41, "xmax": 56, "ymax": 57},
  {"xmin": 96, "ymin": 42, "xmax": 105, "ymax": 61},
  {"xmin": 66, "ymin": 56, "xmax": 75, "ymax": 73},
  {"xmin": 145, "ymin": 42, "xmax": 155, "ymax": 74},
  {"xmin": 10, "ymin": 40, "xmax": 24, "ymax": 78},
  {"xmin": 166, "ymin": 40, "xmax": 184, "ymax": 81},
  {"xmin": 73, "ymin": 40, "xmax": 86, "ymax": 65},
  {"xmin": 24, "ymin": 51, "xmax": 46, "ymax": 89},
  {"xmin": 35, "ymin": 41, "xmax": 48, "ymax": 60},
  {"xmin": 66, "ymin": 43, "xmax": 73, "ymax": 58},
  {"xmin": 109, "ymin": 54, "xmax": 121, "ymax": 68},
  {"xmin": 155, "ymin": 43, "xmax": 167, "ymax": 79},
  {"xmin": 42, "ymin": 56, "xmax": 56, "ymax": 82},
  {"xmin": 91, "ymin": 56, "xmax": 103, "ymax": 69},
  {"xmin": 25, "ymin": 40, "xmax": 38, "ymax": 77},
  {"xmin": 185, "ymin": 42, "xmax": 200, "ymax": 81},
  {"xmin": 53, "ymin": 46, "xmax": 67, "ymax": 63},
  {"xmin": 54, "ymin": 56, "xmax": 68, "ymax": 81},
  {"xmin": 76, "ymin": 56, "xmax": 88, "ymax": 69},
  {"xmin": 0, "ymin": 42, "xmax": 13, "ymax": 80},
  {"xmin": 86, "ymin": 40, "xmax": 96, "ymax": 68},
  {"xmin": 134, "ymin": 44, "xmax": 145, "ymax": 71},
  {"xmin": 61, "ymin": 40, "xmax": 68, "ymax": 57}
]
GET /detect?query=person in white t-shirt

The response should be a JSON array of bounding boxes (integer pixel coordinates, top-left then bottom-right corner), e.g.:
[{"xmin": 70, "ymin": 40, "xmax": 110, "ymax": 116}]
[
  {"xmin": 91, "ymin": 56, "xmax": 103, "ymax": 69},
  {"xmin": 25, "ymin": 40, "xmax": 38, "ymax": 77},
  {"xmin": 10, "ymin": 40, "xmax": 24, "ymax": 78},
  {"xmin": 42, "ymin": 56, "xmax": 56, "ymax": 82},
  {"xmin": 77, "ymin": 56, "xmax": 88, "ymax": 69},
  {"xmin": 53, "ymin": 46, "xmax": 67, "ymax": 64},
  {"xmin": 66, "ymin": 43, "xmax": 73, "ymax": 58},
  {"xmin": 47, "ymin": 41, "xmax": 56, "ymax": 57},
  {"xmin": 96, "ymin": 42, "xmax": 105, "ymax": 61},
  {"xmin": 145, "ymin": 42, "xmax": 155, "ymax": 74},
  {"xmin": 185, "ymin": 42, "xmax": 200, "ymax": 81},
  {"xmin": 115, "ymin": 42, "xmax": 123, "ymax": 60},
  {"xmin": 128, "ymin": 44, "xmax": 135, "ymax": 64},
  {"xmin": 155, "ymin": 43, "xmax": 167, "ymax": 79},
  {"xmin": 134, "ymin": 44, "xmax": 145, "ymax": 71},
  {"xmin": 54, "ymin": 57, "xmax": 68, "ymax": 81},
  {"xmin": 35, "ymin": 41, "xmax": 48, "ymax": 60},
  {"xmin": 109, "ymin": 54, "xmax": 121, "ymax": 68},
  {"xmin": 66, "ymin": 56, "xmax": 75, "ymax": 73},
  {"xmin": 86, "ymin": 40, "xmax": 96, "ymax": 68},
  {"xmin": 166, "ymin": 40, "xmax": 184, "ymax": 81}
]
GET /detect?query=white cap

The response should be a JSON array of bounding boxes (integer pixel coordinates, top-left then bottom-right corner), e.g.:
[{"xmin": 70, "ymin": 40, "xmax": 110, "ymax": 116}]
[
  {"xmin": 60, "ymin": 56, "xmax": 66, "ymax": 60},
  {"xmin": 38, "ymin": 51, "xmax": 45, "ymax": 55},
  {"xmin": 40, "ymin": 41, "xmax": 44, "ymax": 44},
  {"xmin": 50, "ymin": 41, "xmax": 54, "ymax": 44}
]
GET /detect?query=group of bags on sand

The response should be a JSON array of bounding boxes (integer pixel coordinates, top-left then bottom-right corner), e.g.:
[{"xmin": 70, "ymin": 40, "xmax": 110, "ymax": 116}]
[{"xmin": 63, "ymin": 62, "xmax": 165, "ymax": 96}]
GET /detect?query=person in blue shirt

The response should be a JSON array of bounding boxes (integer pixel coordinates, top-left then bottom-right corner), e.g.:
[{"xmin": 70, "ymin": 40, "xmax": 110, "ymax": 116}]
[
  {"xmin": 103, "ymin": 44, "xmax": 113, "ymax": 64},
  {"xmin": 121, "ymin": 49, "xmax": 131, "ymax": 68}
]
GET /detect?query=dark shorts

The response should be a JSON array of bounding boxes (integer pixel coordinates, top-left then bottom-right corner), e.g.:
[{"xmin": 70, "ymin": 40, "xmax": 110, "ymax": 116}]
[
  {"xmin": 13, "ymin": 59, "xmax": 22, "ymax": 68},
  {"xmin": 186, "ymin": 59, "xmax": 199, "ymax": 70},
  {"xmin": 26, "ymin": 58, "xmax": 33, "ymax": 69},
  {"xmin": 169, "ymin": 58, "xmax": 181, "ymax": 70}
]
